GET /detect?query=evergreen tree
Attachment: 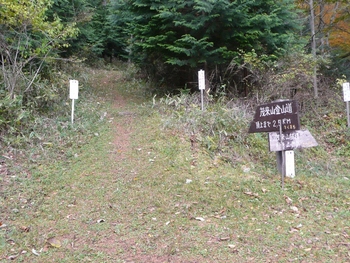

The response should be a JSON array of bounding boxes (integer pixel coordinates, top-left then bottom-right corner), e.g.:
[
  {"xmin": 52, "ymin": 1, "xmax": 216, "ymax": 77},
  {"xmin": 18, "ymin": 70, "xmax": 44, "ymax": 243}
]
[
  {"xmin": 111, "ymin": 0, "xmax": 303, "ymax": 90},
  {"xmin": 49, "ymin": 0, "xmax": 126, "ymax": 61}
]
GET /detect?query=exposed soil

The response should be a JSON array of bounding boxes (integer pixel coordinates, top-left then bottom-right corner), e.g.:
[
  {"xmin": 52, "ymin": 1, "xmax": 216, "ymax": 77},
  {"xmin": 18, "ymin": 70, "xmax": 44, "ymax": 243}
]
[
  {"xmin": 96, "ymin": 72, "xmax": 208, "ymax": 263},
  {"xmin": 94, "ymin": 72, "xmax": 176, "ymax": 262}
]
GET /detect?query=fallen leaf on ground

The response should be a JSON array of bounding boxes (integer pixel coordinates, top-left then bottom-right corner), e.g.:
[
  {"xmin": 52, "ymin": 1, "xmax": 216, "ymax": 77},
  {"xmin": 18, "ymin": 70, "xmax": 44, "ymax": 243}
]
[
  {"xmin": 20, "ymin": 226, "xmax": 30, "ymax": 232},
  {"xmin": 290, "ymin": 206, "xmax": 299, "ymax": 213},
  {"xmin": 244, "ymin": 191, "xmax": 259, "ymax": 198},
  {"xmin": 284, "ymin": 195, "xmax": 293, "ymax": 204},
  {"xmin": 289, "ymin": 227, "xmax": 300, "ymax": 233},
  {"xmin": 32, "ymin": 248, "xmax": 42, "ymax": 256},
  {"xmin": 8, "ymin": 254, "xmax": 19, "ymax": 260},
  {"xmin": 47, "ymin": 237, "xmax": 62, "ymax": 248},
  {"xmin": 214, "ymin": 215, "xmax": 227, "ymax": 219}
]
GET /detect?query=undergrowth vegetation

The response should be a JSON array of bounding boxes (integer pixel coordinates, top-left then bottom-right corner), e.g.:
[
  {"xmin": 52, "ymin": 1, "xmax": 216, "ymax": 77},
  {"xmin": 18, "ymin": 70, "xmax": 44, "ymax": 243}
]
[
  {"xmin": 0, "ymin": 63, "xmax": 116, "ymax": 197},
  {"xmin": 153, "ymin": 92, "xmax": 269, "ymax": 166},
  {"xmin": 151, "ymin": 83, "xmax": 349, "ymax": 178}
]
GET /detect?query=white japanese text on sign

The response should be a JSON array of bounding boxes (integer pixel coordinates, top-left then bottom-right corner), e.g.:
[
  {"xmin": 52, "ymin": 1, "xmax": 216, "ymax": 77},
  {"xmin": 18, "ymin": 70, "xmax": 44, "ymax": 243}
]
[{"xmin": 248, "ymin": 100, "xmax": 299, "ymax": 133}]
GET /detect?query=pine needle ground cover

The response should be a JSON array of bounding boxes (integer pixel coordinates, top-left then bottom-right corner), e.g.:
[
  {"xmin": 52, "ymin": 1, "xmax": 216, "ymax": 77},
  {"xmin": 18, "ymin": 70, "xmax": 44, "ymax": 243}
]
[{"xmin": 1, "ymin": 67, "xmax": 350, "ymax": 262}]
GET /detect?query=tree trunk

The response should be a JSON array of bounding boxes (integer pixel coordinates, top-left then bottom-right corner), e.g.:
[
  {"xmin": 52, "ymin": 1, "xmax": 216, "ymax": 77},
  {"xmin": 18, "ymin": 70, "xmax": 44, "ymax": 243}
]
[{"xmin": 309, "ymin": 0, "xmax": 318, "ymax": 98}]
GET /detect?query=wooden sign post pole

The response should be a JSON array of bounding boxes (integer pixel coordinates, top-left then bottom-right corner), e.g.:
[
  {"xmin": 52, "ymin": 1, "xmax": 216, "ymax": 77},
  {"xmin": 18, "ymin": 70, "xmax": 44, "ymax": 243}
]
[
  {"xmin": 71, "ymin": 99, "xmax": 75, "ymax": 124},
  {"xmin": 346, "ymin": 101, "xmax": 350, "ymax": 127},
  {"xmin": 198, "ymin": 70, "xmax": 205, "ymax": 111},
  {"xmin": 278, "ymin": 123, "xmax": 285, "ymax": 188},
  {"xmin": 342, "ymin": 82, "xmax": 350, "ymax": 127},
  {"xmin": 69, "ymin": 80, "xmax": 79, "ymax": 124},
  {"xmin": 201, "ymin": 89, "xmax": 204, "ymax": 111},
  {"xmin": 347, "ymin": 101, "xmax": 350, "ymax": 128}
]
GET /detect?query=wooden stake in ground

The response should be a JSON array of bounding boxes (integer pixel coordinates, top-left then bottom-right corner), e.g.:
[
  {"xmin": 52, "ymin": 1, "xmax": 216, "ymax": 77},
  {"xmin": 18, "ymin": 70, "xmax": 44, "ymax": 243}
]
[
  {"xmin": 342, "ymin": 82, "xmax": 350, "ymax": 127},
  {"xmin": 198, "ymin": 70, "xmax": 205, "ymax": 111},
  {"xmin": 69, "ymin": 80, "xmax": 79, "ymax": 124}
]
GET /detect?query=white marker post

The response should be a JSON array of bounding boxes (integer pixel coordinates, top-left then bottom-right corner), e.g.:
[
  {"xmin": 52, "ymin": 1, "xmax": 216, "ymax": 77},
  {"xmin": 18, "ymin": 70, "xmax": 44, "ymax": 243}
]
[
  {"xmin": 277, "ymin": 124, "xmax": 295, "ymax": 188},
  {"xmin": 269, "ymin": 129, "xmax": 318, "ymax": 181},
  {"xmin": 198, "ymin": 70, "xmax": 205, "ymax": 111},
  {"xmin": 343, "ymin": 82, "xmax": 350, "ymax": 127},
  {"xmin": 69, "ymin": 80, "xmax": 79, "ymax": 124},
  {"xmin": 284, "ymin": 150, "xmax": 295, "ymax": 177}
]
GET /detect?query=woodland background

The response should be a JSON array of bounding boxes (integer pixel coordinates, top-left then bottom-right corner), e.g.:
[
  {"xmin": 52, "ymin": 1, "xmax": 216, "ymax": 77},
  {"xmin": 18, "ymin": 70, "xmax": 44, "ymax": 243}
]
[{"xmin": 1, "ymin": 0, "xmax": 350, "ymax": 144}]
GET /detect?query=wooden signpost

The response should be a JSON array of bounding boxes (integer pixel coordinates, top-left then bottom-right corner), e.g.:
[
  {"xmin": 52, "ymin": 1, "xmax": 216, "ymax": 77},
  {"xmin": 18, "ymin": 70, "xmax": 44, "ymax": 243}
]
[
  {"xmin": 248, "ymin": 99, "xmax": 317, "ymax": 187},
  {"xmin": 69, "ymin": 80, "xmax": 79, "ymax": 124},
  {"xmin": 343, "ymin": 82, "xmax": 350, "ymax": 127},
  {"xmin": 269, "ymin": 129, "xmax": 318, "ymax": 180},
  {"xmin": 198, "ymin": 70, "xmax": 205, "ymax": 111}
]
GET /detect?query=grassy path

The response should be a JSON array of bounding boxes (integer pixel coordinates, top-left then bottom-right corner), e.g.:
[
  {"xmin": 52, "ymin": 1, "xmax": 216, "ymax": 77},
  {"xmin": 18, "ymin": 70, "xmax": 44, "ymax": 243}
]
[{"xmin": 1, "ymin": 68, "xmax": 350, "ymax": 262}]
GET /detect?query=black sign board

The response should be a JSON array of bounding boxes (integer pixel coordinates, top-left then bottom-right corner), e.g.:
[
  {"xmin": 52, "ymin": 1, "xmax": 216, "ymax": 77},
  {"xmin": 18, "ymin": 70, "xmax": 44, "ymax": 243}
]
[{"xmin": 248, "ymin": 100, "xmax": 300, "ymax": 133}]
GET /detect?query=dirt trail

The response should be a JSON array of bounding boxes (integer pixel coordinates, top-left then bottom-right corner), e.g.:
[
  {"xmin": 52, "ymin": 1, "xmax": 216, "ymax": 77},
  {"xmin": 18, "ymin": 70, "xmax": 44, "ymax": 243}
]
[
  {"xmin": 95, "ymin": 71, "xmax": 173, "ymax": 262},
  {"xmin": 98, "ymin": 70, "xmax": 133, "ymax": 160},
  {"xmin": 94, "ymin": 71, "xmax": 136, "ymax": 256}
]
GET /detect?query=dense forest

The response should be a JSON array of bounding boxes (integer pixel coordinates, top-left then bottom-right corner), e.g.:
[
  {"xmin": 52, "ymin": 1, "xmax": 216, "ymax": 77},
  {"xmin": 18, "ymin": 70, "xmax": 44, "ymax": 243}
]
[{"xmin": 1, "ymin": 0, "xmax": 350, "ymax": 140}]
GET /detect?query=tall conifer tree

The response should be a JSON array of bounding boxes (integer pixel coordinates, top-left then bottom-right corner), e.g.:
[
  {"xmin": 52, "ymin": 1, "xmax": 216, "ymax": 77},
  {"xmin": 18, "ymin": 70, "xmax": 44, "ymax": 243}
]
[{"xmin": 111, "ymin": 0, "xmax": 303, "ymax": 89}]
